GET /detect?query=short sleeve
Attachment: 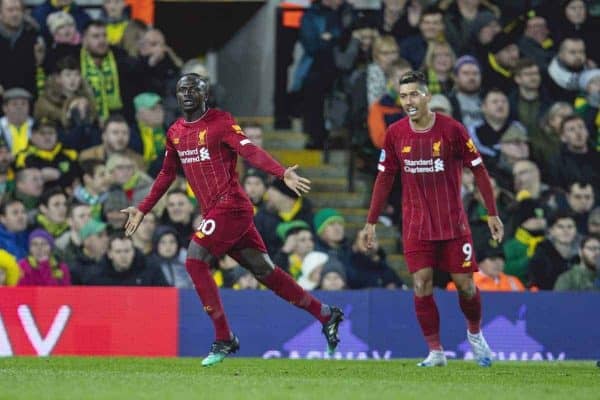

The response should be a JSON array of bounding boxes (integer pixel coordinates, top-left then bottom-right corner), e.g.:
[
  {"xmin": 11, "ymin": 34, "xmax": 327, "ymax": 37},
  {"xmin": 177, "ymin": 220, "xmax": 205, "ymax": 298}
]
[
  {"xmin": 455, "ymin": 122, "xmax": 483, "ymax": 168},
  {"xmin": 377, "ymin": 126, "xmax": 400, "ymax": 174}
]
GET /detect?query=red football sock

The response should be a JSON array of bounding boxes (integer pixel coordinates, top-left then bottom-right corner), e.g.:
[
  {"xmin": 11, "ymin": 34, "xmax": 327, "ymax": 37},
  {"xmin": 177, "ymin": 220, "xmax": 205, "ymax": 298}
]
[
  {"xmin": 185, "ymin": 258, "xmax": 232, "ymax": 341},
  {"xmin": 459, "ymin": 288, "xmax": 482, "ymax": 334},
  {"xmin": 414, "ymin": 294, "xmax": 442, "ymax": 351},
  {"xmin": 262, "ymin": 267, "xmax": 330, "ymax": 324}
]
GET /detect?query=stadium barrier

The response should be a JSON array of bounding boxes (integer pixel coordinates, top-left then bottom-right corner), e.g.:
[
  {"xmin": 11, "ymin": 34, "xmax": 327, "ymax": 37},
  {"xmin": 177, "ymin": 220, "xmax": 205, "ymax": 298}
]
[{"xmin": 1, "ymin": 288, "xmax": 599, "ymax": 360}]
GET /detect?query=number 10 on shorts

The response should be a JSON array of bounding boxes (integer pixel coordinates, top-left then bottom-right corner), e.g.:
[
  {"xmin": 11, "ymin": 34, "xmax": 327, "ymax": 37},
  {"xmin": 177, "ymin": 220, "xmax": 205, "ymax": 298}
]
[{"xmin": 196, "ymin": 219, "xmax": 216, "ymax": 238}]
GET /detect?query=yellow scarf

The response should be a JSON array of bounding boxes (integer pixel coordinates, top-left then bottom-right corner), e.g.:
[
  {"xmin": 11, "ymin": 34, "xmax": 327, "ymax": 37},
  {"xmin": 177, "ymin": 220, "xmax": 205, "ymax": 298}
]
[
  {"xmin": 514, "ymin": 227, "xmax": 545, "ymax": 257},
  {"xmin": 488, "ymin": 53, "xmax": 512, "ymax": 78},
  {"xmin": 138, "ymin": 122, "xmax": 166, "ymax": 163},
  {"xmin": 106, "ymin": 21, "xmax": 129, "ymax": 45},
  {"xmin": 81, "ymin": 48, "xmax": 123, "ymax": 121},
  {"xmin": 9, "ymin": 123, "xmax": 29, "ymax": 155},
  {"xmin": 278, "ymin": 197, "xmax": 303, "ymax": 222}
]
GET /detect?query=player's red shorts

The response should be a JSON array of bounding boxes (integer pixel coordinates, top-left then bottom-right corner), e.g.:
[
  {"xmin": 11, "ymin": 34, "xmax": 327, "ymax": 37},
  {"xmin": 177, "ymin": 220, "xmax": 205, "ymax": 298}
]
[
  {"xmin": 403, "ymin": 235, "xmax": 478, "ymax": 274},
  {"xmin": 191, "ymin": 205, "xmax": 267, "ymax": 257}
]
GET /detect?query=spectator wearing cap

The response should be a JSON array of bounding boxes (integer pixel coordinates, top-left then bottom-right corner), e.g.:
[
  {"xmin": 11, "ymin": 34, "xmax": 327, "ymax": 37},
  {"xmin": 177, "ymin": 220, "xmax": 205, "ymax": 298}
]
[
  {"xmin": 147, "ymin": 225, "xmax": 193, "ymax": 288},
  {"xmin": 272, "ymin": 220, "xmax": 314, "ymax": 279},
  {"xmin": 243, "ymin": 168, "xmax": 268, "ymax": 212},
  {"xmin": 348, "ymin": 226, "xmax": 403, "ymax": 289},
  {"xmin": 464, "ymin": 10, "xmax": 501, "ymax": 60},
  {"xmin": 32, "ymin": 0, "xmax": 90, "ymax": 42},
  {"xmin": 367, "ymin": 59, "xmax": 410, "ymax": 149},
  {"xmin": 130, "ymin": 92, "xmax": 167, "ymax": 177},
  {"xmin": 88, "ymin": 232, "xmax": 168, "ymax": 286},
  {"xmin": 588, "ymin": 207, "xmax": 600, "ymax": 236},
  {"xmin": 34, "ymin": 55, "xmax": 96, "ymax": 130},
  {"xmin": 297, "ymin": 251, "xmax": 328, "ymax": 290},
  {"xmin": 106, "ymin": 152, "xmax": 152, "ymax": 205},
  {"xmin": 0, "ymin": 197, "xmax": 28, "ymax": 259},
  {"xmin": 317, "ymin": 258, "xmax": 347, "ymax": 290},
  {"xmin": 518, "ymin": 12, "xmax": 555, "ymax": 71},
  {"xmin": 534, "ymin": 102, "xmax": 574, "ymax": 176},
  {"xmin": 0, "ymin": 249, "xmax": 20, "ymax": 286},
  {"xmin": 448, "ymin": 56, "xmax": 484, "ymax": 129},
  {"xmin": 0, "ymin": 1, "xmax": 39, "ymax": 96},
  {"xmin": 448, "ymin": 236, "xmax": 525, "ymax": 292},
  {"xmin": 575, "ymin": 68, "xmax": 600, "ymax": 144},
  {"xmin": 0, "ymin": 88, "xmax": 34, "ymax": 155},
  {"xmin": 255, "ymin": 179, "xmax": 314, "ymax": 254},
  {"xmin": 69, "ymin": 218, "xmax": 108, "ymax": 284},
  {"xmin": 399, "ymin": 6, "xmax": 445, "ymax": 70},
  {"xmin": 14, "ymin": 118, "xmax": 80, "ymax": 191},
  {"xmin": 429, "ymin": 94, "xmax": 453, "ymax": 116},
  {"xmin": 503, "ymin": 198, "xmax": 547, "ymax": 284},
  {"xmin": 47, "ymin": 10, "xmax": 81, "ymax": 45},
  {"xmin": 0, "ymin": 135, "xmax": 14, "ymax": 199},
  {"xmin": 80, "ymin": 114, "xmax": 145, "ymax": 171},
  {"xmin": 509, "ymin": 58, "xmax": 552, "ymax": 142},
  {"xmin": 469, "ymin": 88, "xmax": 526, "ymax": 162},
  {"xmin": 555, "ymin": 235, "xmax": 600, "ymax": 291},
  {"xmin": 547, "ymin": 115, "xmax": 600, "ymax": 196},
  {"xmin": 547, "ymin": 37, "xmax": 588, "ymax": 103},
  {"xmin": 442, "ymin": 0, "xmax": 499, "ymax": 55},
  {"xmin": 314, "ymin": 208, "xmax": 352, "ymax": 270},
  {"xmin": 102, "ymin": 185, "xmax": 129, "ymax": 232},
  {"xmin": 481, "ymin": 31, "xmax": 520, "ymax": 93},
  {"xmin": 487, "ymin": 123, "xmax": 530, "ymax": 192},
  {"xmin": 529, "ymin": 211, "xmax": 579, "ymax": 290},
  {"xmin": 17, "ymin": 228, "xmax": 71, "ymax": 286}
]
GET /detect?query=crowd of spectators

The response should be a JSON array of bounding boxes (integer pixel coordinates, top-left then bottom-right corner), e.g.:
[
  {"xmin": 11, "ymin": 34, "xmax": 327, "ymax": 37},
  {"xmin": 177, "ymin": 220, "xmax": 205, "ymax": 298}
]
[{"xmin": 0, "ymin": 0, "xmax": 599, "ymax": 292}]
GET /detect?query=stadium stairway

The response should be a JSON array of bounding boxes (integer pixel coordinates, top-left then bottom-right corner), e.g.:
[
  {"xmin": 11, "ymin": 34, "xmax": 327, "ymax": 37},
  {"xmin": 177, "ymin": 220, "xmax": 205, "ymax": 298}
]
[{"xmin": 259, "ymin": 128, "xmax": 411, "ymax": 284}]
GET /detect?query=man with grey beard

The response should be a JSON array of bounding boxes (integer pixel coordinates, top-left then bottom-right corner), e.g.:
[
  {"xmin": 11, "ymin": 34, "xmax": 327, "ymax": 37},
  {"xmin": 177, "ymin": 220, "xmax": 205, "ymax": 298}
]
[{"xmin": 448, "ymin": 55, "xmax": 484, "ymax": 130}]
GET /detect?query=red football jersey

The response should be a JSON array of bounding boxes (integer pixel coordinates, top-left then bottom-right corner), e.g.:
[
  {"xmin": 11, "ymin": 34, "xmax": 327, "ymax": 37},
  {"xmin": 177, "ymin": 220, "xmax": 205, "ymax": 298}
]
[
  {"xmin": 377, "ymin": 113, "xmax": 483, "ymax": 240},
  {"xmin": 138, "ymin": 109, "xmax": 285, "ymax": 214}
]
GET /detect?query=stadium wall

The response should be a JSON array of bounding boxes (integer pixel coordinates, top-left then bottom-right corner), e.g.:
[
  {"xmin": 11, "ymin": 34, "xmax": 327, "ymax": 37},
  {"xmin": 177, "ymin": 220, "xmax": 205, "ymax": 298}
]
[{"xmin": 1, "ymin": 288, "xmax": 599, "ymax": 360}]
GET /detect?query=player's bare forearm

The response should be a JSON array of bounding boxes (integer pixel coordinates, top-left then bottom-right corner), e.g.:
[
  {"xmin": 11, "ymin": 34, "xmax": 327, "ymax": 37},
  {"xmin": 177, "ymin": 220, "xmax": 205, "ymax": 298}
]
[{"xmin": 366, "ymin": 172, "xmax": 395, "ymax": 224}]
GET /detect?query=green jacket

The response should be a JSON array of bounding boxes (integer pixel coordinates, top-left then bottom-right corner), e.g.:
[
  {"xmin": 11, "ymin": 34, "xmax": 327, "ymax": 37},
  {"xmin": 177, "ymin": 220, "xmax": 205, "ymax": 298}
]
[
  {"xmin": 503, "ymin": 228, "xmax": 545, "ymax": 285},
  {"xmin": 554, "ymin": 264, "xmax": 600, "ymax": 291}
]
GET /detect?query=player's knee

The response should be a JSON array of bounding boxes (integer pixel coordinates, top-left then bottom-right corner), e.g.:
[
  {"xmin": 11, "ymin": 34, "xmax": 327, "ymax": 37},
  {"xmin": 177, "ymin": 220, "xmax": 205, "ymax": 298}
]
[
  {"xmin": 187, "ymin": 241, "xmax": 215, "ymax": 264},
  {"xmin": 456, "ymin": 280, "xmax": 476, "ymax": 297},
  {"xmin": 413, "ymin": 278, "xmax": 433, "ymax": 295},
  {"xmin": 249, "ymin": 262, "xmax": 275, "ymax": 280}
]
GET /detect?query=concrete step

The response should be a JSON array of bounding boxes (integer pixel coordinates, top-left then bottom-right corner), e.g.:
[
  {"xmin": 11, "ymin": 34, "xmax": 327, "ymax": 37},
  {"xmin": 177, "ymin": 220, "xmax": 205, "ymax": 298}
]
[
  {"xmin": 344, "ymin": 222, "xmax": 398, "ymax": 240},
  {"xmin": 301, "ymin": 166, "xmax": 349, "ymax": 179},
  {"xmin": 236, "ymin": 116, "xmax": 274, "ymax": 129},
  {"xmin": 308, "ymin": 191, "xmax": 367, "ymax": 209},
  {"xmin": 387, "ymin": 254, "xmax": 412, "ymax": 286},
  {"xmin": 269, "ymin": 149, "xmax": 323, "ymax": 168},
  {"xmin": 336, "ymin": 208, "xmax": 368, "ymax": 224},
  {"xmin": 263, "ymin": 131, "xmax": 307, "ymax": 150},
  {"xmin": 309, "ymin": 177, "xmax": 368, "ymax": 193}
]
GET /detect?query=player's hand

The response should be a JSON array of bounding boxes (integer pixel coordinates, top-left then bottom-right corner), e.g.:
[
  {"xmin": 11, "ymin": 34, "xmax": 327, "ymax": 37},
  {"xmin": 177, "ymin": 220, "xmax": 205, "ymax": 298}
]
[
  {"xmin": 283, "ymin": 165, "xmax": 311, "ymax": 197},
  {"xmin": 488, "ymin": 216, "xmax": 504, "ymax": 242},
  {"xmin": 362, "ymin": 223, "xmax": 377, "ymax": 249},
  {"xmin": 121, "ymin": 207, "xmax": 145, "ymax": 237}
]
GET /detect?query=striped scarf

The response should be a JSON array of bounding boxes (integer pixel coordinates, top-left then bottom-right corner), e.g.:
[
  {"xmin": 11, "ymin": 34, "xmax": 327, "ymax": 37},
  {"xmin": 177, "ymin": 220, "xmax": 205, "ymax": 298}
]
[{"xmin": 81, "ymin": 48, "xmax": 123, "ymax": 121}]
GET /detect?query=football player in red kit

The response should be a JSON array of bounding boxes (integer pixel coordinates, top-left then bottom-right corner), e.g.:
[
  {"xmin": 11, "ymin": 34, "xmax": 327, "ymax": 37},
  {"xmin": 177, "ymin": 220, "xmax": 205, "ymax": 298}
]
[
  {"xmin": 363, "ymin": 71, "xmax": 504, "ymax": 367},
  {"xmin": 122, "ymin": 74, "xmax": 343, "ymax": 366}
]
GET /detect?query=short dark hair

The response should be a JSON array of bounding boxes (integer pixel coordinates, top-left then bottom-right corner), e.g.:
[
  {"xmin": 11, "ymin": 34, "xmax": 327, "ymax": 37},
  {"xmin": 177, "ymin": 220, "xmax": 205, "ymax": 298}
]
[
  {"xmin": 39, "ymin": 186, "xmax": 66, "ymax": 207},
  {"xmin": 84, "ymin": 20, "xmax": 106, "ymax": 33},
  {"xmin": 398, "ymin": 71, "xmax": 428, "ymax": 92},
  {"xmin": 166, "ymin": 188, "xmax": 188, "ymax": 199},
  {"xmin": 568, "ymin": 180, "xmax": 592, "ymax": 193},
  {"xmin": 482, "ymin": 87, "xmax": 507, "ymax": 102},
  {"xmin": 55, "ymin": 55, "xmax": 80, "ymax": 73},
  {"xmin": 548, "ymin": 210, "xmax": 576, "ymax": 227},
  {"xmin": 68, "ymin": 200, "xmax": 90, "ymax": 218},
  {"xmin": 560, "ymin": 114, "xmax": 585, "ymax": 133},
  {"xmin": 108, "ymin": 231, "xmax": 132, "ymax": 249},
  {"xmin": 513, "ymin": 58, "xmax": 538, "ymax": 76},
  {"xmin": 80, "ymin": 158, "xmax": 105, "ymax": 181},
  {"xmin": 103, "ymin": 114, "xmax": 128, "ymax": 131},
  {"xmin": 580, "ymin": 235, "xmax": 600, "ymax": 250},
  {"xmin": 420, "ymin": 5, "xmax": 443, "ymax": 22},
  {"xmin": 0, "ymin": 197, "xmax": 24, "ymax": 216}
]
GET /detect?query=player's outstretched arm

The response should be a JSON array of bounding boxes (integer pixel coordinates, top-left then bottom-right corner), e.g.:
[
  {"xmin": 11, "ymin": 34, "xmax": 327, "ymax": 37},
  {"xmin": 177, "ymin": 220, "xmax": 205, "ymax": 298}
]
[
  {"xmin": 121, "ymin": 206, "xmax": 145, "ymax": 237},
  {"xmin": 283, "ymin": 164, "xmax": 311, "ymax": 196}
]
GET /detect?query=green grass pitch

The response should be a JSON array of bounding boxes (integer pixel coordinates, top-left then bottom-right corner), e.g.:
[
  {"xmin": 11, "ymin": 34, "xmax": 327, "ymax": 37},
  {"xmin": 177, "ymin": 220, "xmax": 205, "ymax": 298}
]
[{"xmin": 1, "ymin": 357, "xmax": 598, "ymax": 400}]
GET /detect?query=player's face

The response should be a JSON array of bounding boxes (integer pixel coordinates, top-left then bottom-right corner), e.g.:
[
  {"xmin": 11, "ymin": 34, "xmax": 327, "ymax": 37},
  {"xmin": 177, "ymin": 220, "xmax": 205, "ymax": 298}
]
[
  {"xmin": 398, "ymin": 82, "xmax": 431, "ymax": 121},
  {"xmin": 176, "ymin": 76, "xmax": 208, "ymax": 112}
]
